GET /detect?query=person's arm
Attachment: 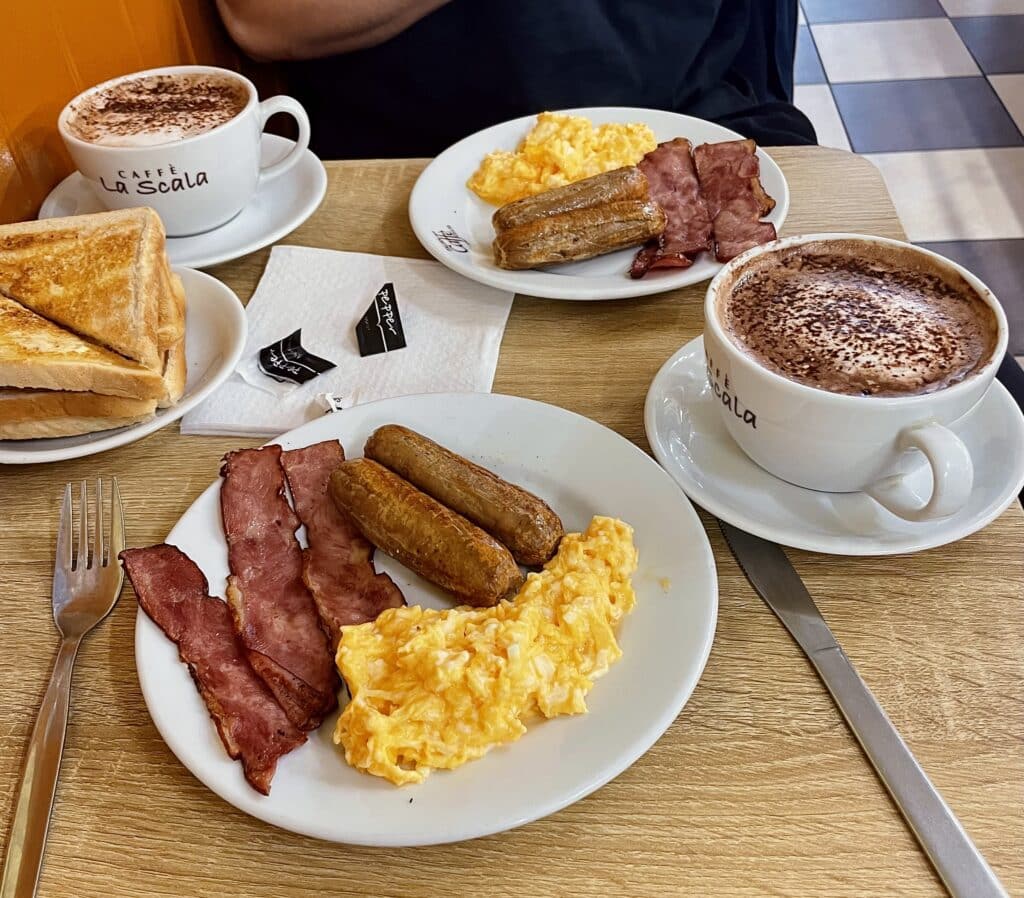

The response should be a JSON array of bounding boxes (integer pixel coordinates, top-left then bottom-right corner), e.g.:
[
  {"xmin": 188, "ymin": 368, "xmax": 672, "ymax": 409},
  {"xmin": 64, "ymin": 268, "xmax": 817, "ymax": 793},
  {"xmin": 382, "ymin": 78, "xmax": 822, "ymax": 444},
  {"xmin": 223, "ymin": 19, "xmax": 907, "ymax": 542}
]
[{"xmin": 216, "ymin": 0, "xmax": 451, "ymax": 60}]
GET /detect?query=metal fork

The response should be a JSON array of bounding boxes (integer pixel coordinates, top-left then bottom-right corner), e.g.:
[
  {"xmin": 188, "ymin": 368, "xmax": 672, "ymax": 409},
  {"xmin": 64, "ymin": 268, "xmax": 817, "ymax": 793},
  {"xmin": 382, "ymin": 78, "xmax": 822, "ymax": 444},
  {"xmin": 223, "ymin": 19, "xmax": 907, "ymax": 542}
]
[{"xmin": 1, "ymin": 479, "xmax": 124, "ymax": 898}]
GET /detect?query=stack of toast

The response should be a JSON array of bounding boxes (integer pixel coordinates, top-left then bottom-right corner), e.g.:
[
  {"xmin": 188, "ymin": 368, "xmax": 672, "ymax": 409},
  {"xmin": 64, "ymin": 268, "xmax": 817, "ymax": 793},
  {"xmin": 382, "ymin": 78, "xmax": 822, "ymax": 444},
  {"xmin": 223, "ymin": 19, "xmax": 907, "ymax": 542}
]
[{"xmin": 0, "ymin": 207, "xmax": 186, "ymax": 439}]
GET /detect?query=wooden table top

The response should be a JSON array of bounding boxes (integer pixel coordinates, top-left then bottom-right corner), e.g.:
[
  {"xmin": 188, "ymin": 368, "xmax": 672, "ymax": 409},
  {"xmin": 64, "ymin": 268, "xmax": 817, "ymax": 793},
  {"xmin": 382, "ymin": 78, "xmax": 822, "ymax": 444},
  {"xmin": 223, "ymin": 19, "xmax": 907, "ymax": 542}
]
[{"xmin": 1, "ymin": 146, "xmax": 1021, "ymax": 898}]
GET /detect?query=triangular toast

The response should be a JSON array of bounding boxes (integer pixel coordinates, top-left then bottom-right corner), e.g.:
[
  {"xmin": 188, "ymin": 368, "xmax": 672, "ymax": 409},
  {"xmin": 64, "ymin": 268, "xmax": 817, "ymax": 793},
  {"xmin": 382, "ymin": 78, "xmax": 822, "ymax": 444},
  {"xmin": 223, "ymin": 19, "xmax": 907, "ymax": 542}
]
[
  {"xmin": 158, "ymin": 264, "xmax": 186, "ymax": 350},
  {"xmin": 0, "ymin": 208, "xmax": 170, "ymax": 370},
  {"xmin": 0, "ymin": 296, "xmax": 165, "ymax": 399},
  {"xmin": 0, "ymin": 389, "xmax": 157, "ymax": 439},
  {"xmin": 158, "ymin": 337, "xmax": 187, "ymax": 408}
]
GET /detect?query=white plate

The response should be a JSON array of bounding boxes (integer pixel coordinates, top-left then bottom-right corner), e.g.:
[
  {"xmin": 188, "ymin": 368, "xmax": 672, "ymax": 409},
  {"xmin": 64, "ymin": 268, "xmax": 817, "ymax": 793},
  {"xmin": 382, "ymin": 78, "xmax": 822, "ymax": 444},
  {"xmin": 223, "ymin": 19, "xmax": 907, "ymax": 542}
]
[
  {"xmin": 409, "ymin": 107, "xmax": 789, "ymax": 301},
  {"xmin": 134, "ymin": 393, "xmax": 718, "ymax": 845},
  {"xmin": 0, "ymin": 268, "xmax": 246, "ymax": 464},
  {"xmin": 645, "ymin": 337, "xmax": 1024, "ymax": 556},
  {"xmin": 38, "ymin": 134, "xmax": 327, "ymax": 270}
]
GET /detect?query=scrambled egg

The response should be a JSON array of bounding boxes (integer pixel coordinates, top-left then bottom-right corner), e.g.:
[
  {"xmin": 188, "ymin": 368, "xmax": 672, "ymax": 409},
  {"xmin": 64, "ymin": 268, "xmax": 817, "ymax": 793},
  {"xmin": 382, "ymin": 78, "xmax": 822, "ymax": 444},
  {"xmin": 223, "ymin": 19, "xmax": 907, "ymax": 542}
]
[
  {"xmin": 467, "ymin": 112, "xmax": 656, "ymax": 205},
  {"xmin": 335, "ymin": 516, "xmax": 638, "ymax": 785}
]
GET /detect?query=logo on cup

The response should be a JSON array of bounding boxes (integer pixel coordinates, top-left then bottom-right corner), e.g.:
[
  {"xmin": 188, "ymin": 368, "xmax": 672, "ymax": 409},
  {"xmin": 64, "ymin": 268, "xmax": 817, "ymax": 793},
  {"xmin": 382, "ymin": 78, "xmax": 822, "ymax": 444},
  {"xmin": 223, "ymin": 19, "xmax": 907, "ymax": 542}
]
[
  {"xmin": 99, "ymin": 164, "xmax": 209, "ymax": 197},
  {"xmin": 433, "ymin": 225, "xmax": 470, "ymax": 253},
  {"xmin": 706, "ymin": 351, "xmax": 757, "ymax": 429}
]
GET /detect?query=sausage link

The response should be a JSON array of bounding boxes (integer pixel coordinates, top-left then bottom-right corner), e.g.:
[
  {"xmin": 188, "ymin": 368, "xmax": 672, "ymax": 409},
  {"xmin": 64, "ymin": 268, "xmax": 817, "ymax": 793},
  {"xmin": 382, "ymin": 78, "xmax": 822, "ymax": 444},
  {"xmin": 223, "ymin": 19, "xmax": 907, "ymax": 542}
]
[
  {"xmin": 493, "ymin": 200, "xmax": 667, "ymax": 270},
  {"xmin": 365, "ymin": 425, "xmax": 564, "ymax": 566},
  {"xmin": 329, "ymin": 458, "xmax": 524, "ymax": 607},
  {"xmin": 492, "ymin": 167, "xmax": 649, "ymax": 232}
]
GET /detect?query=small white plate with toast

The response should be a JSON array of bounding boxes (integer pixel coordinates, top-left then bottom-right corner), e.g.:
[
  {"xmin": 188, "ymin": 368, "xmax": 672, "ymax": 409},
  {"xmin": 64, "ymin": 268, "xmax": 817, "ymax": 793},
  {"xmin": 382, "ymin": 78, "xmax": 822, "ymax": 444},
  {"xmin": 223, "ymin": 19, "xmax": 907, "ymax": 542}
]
[
  {"xmin": 0, "ymin": 267, "xmax": 246, "ymax": 464},
  {"xmin": 409, "ymin": 107, "xmax": 789, "ymax": 301}
]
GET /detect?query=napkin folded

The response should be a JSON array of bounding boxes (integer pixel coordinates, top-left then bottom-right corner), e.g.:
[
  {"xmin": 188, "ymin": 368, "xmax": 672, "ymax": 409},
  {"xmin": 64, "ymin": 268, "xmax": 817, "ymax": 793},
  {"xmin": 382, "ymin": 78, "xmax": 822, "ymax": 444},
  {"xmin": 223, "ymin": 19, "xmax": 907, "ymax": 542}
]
[{"xmin": 182, "ymin": 246, "xmax": 514, "ymax": 437}]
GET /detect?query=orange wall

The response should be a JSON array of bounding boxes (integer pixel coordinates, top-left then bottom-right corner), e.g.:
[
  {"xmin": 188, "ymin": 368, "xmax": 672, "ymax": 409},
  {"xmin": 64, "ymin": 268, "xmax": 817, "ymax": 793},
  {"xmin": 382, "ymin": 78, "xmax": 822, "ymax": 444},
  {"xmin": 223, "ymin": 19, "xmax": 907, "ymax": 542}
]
[{"xmin": 0, "ymin": 0, "xmax": 254, "ymax": 224}]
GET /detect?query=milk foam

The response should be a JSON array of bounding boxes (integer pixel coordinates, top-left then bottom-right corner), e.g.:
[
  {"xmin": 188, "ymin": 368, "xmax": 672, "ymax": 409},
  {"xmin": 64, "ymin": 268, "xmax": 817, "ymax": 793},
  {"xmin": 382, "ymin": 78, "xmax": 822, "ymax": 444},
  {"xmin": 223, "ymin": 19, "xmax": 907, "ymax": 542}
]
[
  {"xmin": 720, "ymin": 241, "xmax": 999, "ymax": 397},
  {"xmin": 67, "ymin": 73, "xmax": 248, "ymax": 146}
]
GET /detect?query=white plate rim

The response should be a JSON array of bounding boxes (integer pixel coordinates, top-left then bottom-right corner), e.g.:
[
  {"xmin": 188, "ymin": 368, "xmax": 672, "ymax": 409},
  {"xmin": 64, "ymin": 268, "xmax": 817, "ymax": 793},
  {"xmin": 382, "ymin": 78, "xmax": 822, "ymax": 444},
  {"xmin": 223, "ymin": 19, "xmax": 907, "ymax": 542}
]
[
  {"xmin": 409, "ymin": 106, "xmax": 790, "ymax": 301},
  {"xmin": 644, "ymin": 336, "xmax": 1024, "ymax": 556},
  {"xmin": 134, "ymin": 391, "xmax": 719, "ymax": 845},
  {"xmin": 38, "ymin": 134, "xmax": 328, "ymax": 270},
  {"xmin": 0, "ymin": 268, "xmax": 247, "ymax": 464}
]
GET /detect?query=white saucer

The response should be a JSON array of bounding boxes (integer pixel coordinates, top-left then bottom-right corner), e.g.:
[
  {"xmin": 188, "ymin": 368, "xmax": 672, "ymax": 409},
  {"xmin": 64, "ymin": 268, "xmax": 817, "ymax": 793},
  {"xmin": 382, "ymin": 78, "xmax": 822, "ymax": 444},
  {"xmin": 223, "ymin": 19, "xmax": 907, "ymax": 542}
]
[
  {"xmin": 409, "ymin": 108, "xmax": 788, "ymax": 301},
  {"xmin": 644, "ymin": 337, "xmax": 1024, "ymax": 556},
  {"xmin": 38, "ymin": 134, "xmax": 327, "ymax": 270},
  {"xmin": 0, "ymin": 268, "xmax": 247, "ymax": 464}
]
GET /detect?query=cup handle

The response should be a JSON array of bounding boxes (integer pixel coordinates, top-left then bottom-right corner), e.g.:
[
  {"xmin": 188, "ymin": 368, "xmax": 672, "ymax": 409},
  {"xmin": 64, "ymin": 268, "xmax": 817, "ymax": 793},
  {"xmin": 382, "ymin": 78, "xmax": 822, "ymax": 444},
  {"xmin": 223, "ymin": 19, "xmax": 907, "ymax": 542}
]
[
  {"xmin": 863, "ymin": 421, "xmax": 973, "ymax": 522},
  {"xmin": 256, "ymin": 95, "xmax": 311, "ymax": 182}
]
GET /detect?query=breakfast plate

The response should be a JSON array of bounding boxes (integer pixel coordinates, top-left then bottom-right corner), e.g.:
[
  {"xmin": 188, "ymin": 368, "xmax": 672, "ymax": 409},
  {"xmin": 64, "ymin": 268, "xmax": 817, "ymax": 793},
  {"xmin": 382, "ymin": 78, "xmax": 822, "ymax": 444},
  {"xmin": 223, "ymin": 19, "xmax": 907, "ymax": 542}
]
[
  {"xmin": 645, "ymin": 336, "xmax": 1024, "ymax": 555},
  {"xmin": 135, "ymin": 392, "xmax": 718, "ymax": 845},
  {"xmin": 38, "ymin": 134, "xmax": 327, "ymax": 269},
  {"xmin": 409, "ymin": 107, "xmax": 789, "ymax": 301},
  {"xmin": 0, "ymin": 268, "xmax": 246, "ymax": 464}
]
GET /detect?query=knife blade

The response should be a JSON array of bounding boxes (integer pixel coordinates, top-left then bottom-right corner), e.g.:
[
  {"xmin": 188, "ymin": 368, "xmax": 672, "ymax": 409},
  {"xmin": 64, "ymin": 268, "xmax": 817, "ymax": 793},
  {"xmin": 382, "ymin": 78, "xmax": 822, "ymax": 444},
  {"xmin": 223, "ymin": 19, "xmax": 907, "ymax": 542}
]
[{"xmin": 719, "ymin": 520, "xmax": 1007, "ymax": 898}]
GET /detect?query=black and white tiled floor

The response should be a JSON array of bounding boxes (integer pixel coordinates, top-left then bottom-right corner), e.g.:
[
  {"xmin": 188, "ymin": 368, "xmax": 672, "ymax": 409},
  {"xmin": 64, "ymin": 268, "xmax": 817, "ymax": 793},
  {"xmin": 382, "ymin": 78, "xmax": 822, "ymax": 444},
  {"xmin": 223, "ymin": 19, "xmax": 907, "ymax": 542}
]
[{"xmin": 793, "ymin": 0, "xmax": 1024, "ymax": 355}]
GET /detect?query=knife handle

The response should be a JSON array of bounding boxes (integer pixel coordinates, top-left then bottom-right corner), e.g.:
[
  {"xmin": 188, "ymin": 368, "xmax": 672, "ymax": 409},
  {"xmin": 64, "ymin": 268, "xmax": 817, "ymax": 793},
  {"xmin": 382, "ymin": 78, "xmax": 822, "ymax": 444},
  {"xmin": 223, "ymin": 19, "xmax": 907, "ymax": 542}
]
[{"xmin": 810, "ymin": 645, "xmax": 1007, "ymax": 898}]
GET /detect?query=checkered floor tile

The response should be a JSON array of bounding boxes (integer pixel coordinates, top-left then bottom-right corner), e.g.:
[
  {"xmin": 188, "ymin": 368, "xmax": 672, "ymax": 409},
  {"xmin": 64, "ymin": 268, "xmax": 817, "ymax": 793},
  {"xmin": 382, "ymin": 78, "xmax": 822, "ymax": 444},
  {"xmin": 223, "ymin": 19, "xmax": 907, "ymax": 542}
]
[
  {"xmin": 803, "ymin": 0, "xmax": 945, "ymax": 23},
  {"xmin": 941, "ymin": 0, "xmax": 1024, "ymax": 13},
  {"xmin": 918, "ymin": 239, "xmax": 1024, "ymax": 339},
  {"xmin": 812, "ymin": 19, "xmax": 980, "ymax": 82},
  {"xmin": 991, "ymin": 74, "xmax": 1024, "ymax": 129},
  {"xmin": 792, "ymin": 1, "xmax": 1024, "ymax": 353},
  {"xmin": 796, "ymin": 26, "xmax": 826, "ymax": 83},
  {"xmin": 954, "ymin": 15, "xmax": 1024, "ymax": 71},
  {"xmin": 833, "ymin": 78, "xmax": 1022, "ymax": 151},
  {"xmin": 793, "ymin": 85, "xmax": 850, "ymax": 149}
]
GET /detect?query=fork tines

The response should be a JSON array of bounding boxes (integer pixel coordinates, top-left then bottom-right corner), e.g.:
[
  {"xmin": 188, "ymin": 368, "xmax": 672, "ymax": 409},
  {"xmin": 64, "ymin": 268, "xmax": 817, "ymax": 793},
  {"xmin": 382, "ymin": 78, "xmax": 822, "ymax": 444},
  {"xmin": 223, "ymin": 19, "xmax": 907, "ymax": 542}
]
[{"xmin": 57, "ymin": 478, "xmax": 124, "ymax": 573}]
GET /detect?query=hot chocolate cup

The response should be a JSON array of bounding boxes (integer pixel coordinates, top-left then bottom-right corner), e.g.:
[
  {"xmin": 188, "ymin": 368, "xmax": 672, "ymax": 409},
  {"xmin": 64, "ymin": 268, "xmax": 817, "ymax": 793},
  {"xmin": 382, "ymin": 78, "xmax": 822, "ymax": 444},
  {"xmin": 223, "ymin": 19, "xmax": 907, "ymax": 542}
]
[
  {"xmin": 702, "ymin": 233, "xmax": 1008, "ymax": 522},
  {"xmin": 58, "ymin": 65, "xmax": 310, "ymax": 236}
]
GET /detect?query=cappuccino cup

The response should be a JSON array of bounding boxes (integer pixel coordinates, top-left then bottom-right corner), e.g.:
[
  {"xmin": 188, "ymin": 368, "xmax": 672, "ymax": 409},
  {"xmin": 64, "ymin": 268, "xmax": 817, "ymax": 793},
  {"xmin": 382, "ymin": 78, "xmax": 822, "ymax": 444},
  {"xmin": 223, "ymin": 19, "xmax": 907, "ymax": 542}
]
[
  {"xmin": 703, "ymin": 234, "xmax": 1007, "ymax": 522},
  {"xmin": 58, "ymin": 65, "xmax": 311, "ymax": 236}
]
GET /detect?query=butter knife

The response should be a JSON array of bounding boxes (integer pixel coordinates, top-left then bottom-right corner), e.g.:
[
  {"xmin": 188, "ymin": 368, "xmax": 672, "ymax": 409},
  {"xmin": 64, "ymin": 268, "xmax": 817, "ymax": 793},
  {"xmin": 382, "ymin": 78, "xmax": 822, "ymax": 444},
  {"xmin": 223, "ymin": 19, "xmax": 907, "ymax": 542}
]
[{"xmin": 719, "ymin": 521, "xmax": 1007, "ymax": 898}]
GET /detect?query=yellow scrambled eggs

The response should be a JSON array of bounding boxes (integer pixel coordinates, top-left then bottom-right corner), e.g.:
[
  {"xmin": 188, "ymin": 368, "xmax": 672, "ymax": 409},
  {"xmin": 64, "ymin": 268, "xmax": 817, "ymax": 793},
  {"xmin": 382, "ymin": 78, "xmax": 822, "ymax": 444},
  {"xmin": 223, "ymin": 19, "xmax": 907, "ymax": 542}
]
[
  {"xmin": 335, "ymin": 516, "xmax": 638, "ymax": 785},
  {"xmin": 467, "ymin": 112, "xmax": 656, "ymax": 206}
]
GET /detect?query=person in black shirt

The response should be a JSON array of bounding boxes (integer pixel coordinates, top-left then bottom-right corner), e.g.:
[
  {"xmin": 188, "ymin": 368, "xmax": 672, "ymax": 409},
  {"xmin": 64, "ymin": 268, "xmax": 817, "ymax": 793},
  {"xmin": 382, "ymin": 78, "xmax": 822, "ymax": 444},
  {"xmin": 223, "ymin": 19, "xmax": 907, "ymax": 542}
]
[
  {"xmin": 217, "ymin": 0, "xmax": 816, "ymax": 158},
  {"xmin": 218, "ymin": 2, "xmax": 1024, "ymax": 441}
]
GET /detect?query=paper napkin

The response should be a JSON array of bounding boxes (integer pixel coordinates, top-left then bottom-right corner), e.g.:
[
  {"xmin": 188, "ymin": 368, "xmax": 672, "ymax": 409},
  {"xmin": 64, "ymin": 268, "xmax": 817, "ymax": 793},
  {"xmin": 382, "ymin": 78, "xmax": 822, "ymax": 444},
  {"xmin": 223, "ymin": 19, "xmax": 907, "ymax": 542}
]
[{"xmin": 181, "ymin": 246, "xmax": 514, "ymax": 437}]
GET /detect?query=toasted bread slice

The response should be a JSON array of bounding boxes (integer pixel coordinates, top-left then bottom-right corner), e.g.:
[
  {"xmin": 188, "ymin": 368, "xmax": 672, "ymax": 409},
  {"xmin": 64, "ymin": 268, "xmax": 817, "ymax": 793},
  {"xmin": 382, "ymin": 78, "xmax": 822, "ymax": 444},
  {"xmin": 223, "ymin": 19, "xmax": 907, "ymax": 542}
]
[
  {"xmin": 0, "ymin": 208, "xmax": 168, "ymax": 370},
  {"xmin": 0, "ymin": 389, "xmax": 157, "ymax": 440},
  {"xmin": 159, "ymin": 268, "xmax": 186, "ymax": 349},
  {"xmin": 155, "ymin": 259, "xmax": 188, "ymax": 350},
  {"xmin": 158, "ymin": 337, "xmax": 187, "ymax": 408},
  {"xmin": 0, "ymin": 296, "xmax": 165, "ymax": 399}
]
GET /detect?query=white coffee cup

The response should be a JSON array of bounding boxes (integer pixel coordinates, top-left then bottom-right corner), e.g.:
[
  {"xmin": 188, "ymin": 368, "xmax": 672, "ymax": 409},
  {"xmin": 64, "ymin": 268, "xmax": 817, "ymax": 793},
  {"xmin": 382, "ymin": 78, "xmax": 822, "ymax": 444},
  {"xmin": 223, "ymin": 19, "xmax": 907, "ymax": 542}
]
[
  {"xmin": 58, "ymin": 65, "xmax": 311, "ymax": 237},
  {"xmin": 703, "ymin": 233, "xmax": 1008, "ymax": 522}
]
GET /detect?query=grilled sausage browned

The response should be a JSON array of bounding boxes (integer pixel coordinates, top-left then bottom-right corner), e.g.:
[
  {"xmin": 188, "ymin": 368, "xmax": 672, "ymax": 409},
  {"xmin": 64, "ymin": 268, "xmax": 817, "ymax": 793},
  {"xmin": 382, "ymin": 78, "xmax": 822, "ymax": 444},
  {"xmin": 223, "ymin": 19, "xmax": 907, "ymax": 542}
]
[
  {"xmin": 493, "ymin": 200, "xmax": 667, "ymax": 270},
  {"xmin": 329, "ymin": 458, "xmax": 524, "ymax": 607},
  {"xmin": 365, "ymin": 425, "xmax": 564, "ymax": 566},
  {"xmin": 492, "ymin": 167, "xmax": 650, "ymax": 233}
]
